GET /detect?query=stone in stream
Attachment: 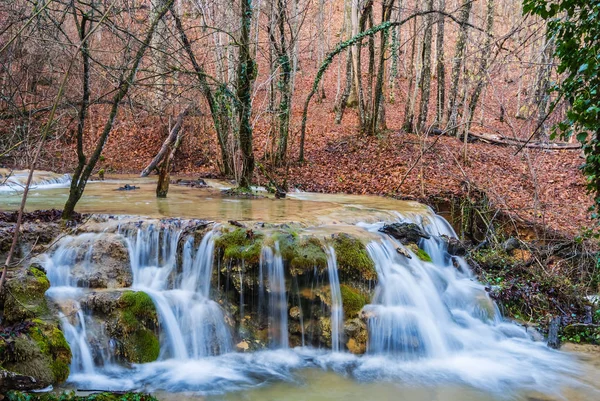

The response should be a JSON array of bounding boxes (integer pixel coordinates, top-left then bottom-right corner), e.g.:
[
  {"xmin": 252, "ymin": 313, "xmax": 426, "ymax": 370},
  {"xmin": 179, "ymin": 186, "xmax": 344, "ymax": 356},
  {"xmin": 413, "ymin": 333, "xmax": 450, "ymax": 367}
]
[
  {"xmin": 67, "ymin": 233, "xmax": 132, "ymax": 289},
  {"xmin": 379, "ymin": 222, "xmax": 430, "ymax": 245},
  {"xmin": 117, "ymin": 184, "xmax": 139, "ymax": 191}
]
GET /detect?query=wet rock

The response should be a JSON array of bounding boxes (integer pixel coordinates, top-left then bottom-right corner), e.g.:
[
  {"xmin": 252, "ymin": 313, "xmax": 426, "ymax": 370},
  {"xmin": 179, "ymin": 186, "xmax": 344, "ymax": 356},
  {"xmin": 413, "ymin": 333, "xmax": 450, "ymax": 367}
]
[
  {"xmin": 0, "ymin": 320, "xmax": 71, "ymax": 389},
  {"xmin": 379, "ymin": 222, "xmax": 430, "ymax": 245},
  {"xmin": 344, "ymin": 318, "xmax": 368, "ymax": 354},
  {"xmin": 331, "ymin": 233, "xmax": 376, "ymax": 281},
  {"xmin": 116, "ymin": 184, "xmax": 139, "ymax": 191},
  {"xmin": 289, "ymin": 306, "xmax": 302, "ymax": 321},
  {"xmin": 547, "ymin": 316, "xmax": 561, "ymax": 349},
  {"xmin": 68, "ymin": 233, "xmax": 132, "ymax": 289},
  {"xmin": 2, "ymin": 266, "xmax": 50, "ymax": 324},
  {"xmin": 106, "ymin": 291, "xmax": 160, "ymax": 364},
  {"xmin": 174, "ymin": 178, "xmax": 209, "ymax": 188},
  {"xmin": 440, "ymin": 235, "xmax": 467, "ymax": 256},
  {"xmin": 0, "ymin": 368, "xmax": 39, "ymax": 392}
]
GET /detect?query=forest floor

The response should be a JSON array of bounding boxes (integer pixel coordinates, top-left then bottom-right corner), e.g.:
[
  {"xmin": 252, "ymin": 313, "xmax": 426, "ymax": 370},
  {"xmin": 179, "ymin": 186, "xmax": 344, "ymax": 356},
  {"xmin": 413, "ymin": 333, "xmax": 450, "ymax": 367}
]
[{"xmin": 27, "ymin": 100, "xmax": 589, "ymax": 239}]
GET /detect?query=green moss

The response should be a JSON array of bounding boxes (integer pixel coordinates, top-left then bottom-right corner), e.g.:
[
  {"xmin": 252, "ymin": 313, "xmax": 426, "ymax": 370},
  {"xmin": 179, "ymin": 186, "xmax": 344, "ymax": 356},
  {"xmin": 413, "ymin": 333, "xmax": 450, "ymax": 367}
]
[
  {"xmin": 406, "ymin": 244, "xmax": 432, "ymax": 262},
  {"xmin": 123, "ymin": 328, "xmax": 160, "ymax": 363},
  {"xmin": 118, "ymin": 290, "xmax": 157, "ymax": 329},
  {"xmin": 215, "ymin": 228, "xmax": 264, "ymax": 265},
  {"xmin": 290, "ymin": 237, "xmax": 328, "ymax": 274},
  {"xmin": 114, "ymin": 291, "xmax": 160, "ymax": 364},
  {"xmin": 25, "ymin": 320, "xmax": 71, "ymax": 384},
  {"xmin": 472, "ymin": 248, "xmax": 516, "ymax": 270},
  {"xmin": 3, "ymin": 267, "xmax": 51, "ymax": 323},
  {"xmin": 331, "ymin": 234, "xmax": 376, "ymax": 281},
  {"xmin": 340, "ymin": 285, "xmax": 369, "ymax": 319}
]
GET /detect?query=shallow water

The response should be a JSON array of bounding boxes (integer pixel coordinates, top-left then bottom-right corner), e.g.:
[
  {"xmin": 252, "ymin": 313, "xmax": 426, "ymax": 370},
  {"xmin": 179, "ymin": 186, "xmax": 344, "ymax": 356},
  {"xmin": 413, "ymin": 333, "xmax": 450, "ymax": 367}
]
[{"xmin": 0, "ymin": 174, "xmax": 427, "ymax": 225}]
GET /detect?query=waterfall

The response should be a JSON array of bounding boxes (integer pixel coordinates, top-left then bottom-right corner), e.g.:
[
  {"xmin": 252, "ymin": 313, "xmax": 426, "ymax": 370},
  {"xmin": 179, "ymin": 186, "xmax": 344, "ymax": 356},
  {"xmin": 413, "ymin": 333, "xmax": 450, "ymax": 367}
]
[
  {"xmin": 260, "ymin": 243, "xmax": 288, "ymax": 349},
  {"xmin": 326, "ymin": 246, "xmax": 343, "ymax": 352},
  {"xmin": 0, "ymin": 170, "xmax": 71, "ymax": 192},
  {"xmin": 124, "ymin": 224, "xmax": 232, "ymax": 359},
  {"xmin": 36, "ymin": 212, "xmax": 580, "ymax": 396}
]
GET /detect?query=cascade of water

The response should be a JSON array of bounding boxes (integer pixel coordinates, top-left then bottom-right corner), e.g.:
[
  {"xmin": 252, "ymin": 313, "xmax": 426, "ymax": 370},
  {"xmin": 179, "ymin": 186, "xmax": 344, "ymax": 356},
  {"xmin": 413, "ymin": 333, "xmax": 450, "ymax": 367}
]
[
  {"xmin": 260, "ymin": 243, "xmax": 288, "ymax": 348},
  {"xmin": 0, "ymin": 171, "xmax": 71, "ymax": 192},
  {"xmin": 326, "ymin": 246, "xmax": 343, "ymax": 352},
  {"xmin": 59, "ymin": 308, "xmax": 96, "ymax": 375},
  {"xmin": 124, "ymin": 224, "xmax": 232, "ymax": 360},
  {"xmin": 365, "ymin": 218, "xmax": 530, "ymax": 359}
]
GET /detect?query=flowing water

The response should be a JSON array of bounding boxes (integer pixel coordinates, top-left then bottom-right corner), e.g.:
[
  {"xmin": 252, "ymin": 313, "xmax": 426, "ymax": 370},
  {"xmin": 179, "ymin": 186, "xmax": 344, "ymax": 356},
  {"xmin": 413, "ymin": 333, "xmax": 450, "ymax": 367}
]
[
  {"xmin": 4, "ymin": 176, "xmax": 600, "ymax": 400},
  {"xmin": 326, "ymin": 247, "xmax": 343, "ymax": 352}
]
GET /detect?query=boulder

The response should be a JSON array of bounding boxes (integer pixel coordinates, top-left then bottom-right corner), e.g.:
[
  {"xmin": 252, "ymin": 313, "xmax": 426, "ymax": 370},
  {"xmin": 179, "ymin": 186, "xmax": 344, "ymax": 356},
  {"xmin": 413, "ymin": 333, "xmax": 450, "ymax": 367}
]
[
  {"xmin": 81, "ymin": 290, "xmax": 160, "ymax": 364},
  {"xmin": 67, "ymin": 233, "xmax": 132, "ymax": 289},
  {"xmin": 379, "ymin": 223, "xmax": 430, "ymax": 245},
  {"xmin": 0, "ymin": 319, "xmax": 71, "ymax": 389}
]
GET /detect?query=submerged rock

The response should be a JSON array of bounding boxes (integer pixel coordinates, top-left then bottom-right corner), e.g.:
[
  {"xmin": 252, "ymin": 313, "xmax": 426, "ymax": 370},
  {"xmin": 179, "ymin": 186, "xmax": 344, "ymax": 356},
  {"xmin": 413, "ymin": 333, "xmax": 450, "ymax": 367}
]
[{"xmin": 0, "ymin": 368, "xmax": 39, "ymax": 392}]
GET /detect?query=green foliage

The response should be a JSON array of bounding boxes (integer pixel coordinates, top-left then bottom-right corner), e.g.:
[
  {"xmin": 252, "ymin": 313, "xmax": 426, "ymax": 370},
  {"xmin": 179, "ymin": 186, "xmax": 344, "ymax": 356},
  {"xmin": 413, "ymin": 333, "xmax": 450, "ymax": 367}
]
[
  {"xmin": 523, "ymin": 0, "xmax": 600, "ymax": 225},
  {"xmin": 6, "ymin": 392, "xmax": 159, "ymax": 401},
  {"xmin": 560, "ymin": 325, "xmax": 600, "ymax": 344}
]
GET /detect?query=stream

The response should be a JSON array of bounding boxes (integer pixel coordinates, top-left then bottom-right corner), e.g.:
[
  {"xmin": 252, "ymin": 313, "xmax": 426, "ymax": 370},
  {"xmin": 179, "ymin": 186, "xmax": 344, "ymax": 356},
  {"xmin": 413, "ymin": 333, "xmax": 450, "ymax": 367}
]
[{"xmin": 1, "ymin": 172, "xmax": 599, "ymax": 400}]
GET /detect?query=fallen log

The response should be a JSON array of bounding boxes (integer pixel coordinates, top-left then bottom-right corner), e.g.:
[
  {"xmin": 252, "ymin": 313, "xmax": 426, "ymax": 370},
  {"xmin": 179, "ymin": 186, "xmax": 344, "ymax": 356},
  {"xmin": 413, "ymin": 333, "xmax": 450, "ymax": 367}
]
[
  {"xmin": 141, "ymin": 106, "xmax": 190, "ymax": 177},
  {"xmin": 430, "ymin": 128, "xmax": 581, "ymax": 150}
]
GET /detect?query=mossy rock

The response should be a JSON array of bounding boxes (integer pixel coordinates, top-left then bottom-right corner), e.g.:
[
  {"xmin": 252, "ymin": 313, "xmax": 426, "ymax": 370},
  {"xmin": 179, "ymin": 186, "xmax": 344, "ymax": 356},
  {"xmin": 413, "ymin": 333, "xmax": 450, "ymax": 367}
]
[
  {"xmin": 340, "ymin": 285, "xmax": 369, "ymax": 319},
  {"xmin": 0, "ymin": 320, "xmax": 71, "ymax": 387},
  {"xmin": 215, "ymin": 228, "xmax": 264, "ymax": 265},
  {"xmin": 290, "ymin": 237, "xmax": 328, "ymax": 275},
  {"xmin": 330, "ymin": 233, "xmax": 376, "ymax": 281},
  {"xmin": 3, "ymin": 266, "xmax": 51, "ymax": 324},
  {"xmin": 406, "ymin": 244, "xmax": 432, "ymax": 263},
  {"xmin": 112, "ymin": 291, "xmax": 159, "ymax": 363}
]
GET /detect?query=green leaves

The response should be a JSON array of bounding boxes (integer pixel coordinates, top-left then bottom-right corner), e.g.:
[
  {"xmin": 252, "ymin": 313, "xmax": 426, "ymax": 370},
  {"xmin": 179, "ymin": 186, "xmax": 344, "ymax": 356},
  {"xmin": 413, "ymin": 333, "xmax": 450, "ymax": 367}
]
[{"xmin": 525, "ymin": 0, "xmax": 600, "ymax": 227}]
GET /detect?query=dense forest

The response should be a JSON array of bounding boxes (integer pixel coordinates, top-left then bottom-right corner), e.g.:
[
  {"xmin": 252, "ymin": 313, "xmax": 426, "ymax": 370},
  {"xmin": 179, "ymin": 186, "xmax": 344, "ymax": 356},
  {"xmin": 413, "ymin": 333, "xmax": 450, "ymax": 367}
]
[{"xmin": 0, "ymin": 0, "xmax": 592, "ymax": 232}]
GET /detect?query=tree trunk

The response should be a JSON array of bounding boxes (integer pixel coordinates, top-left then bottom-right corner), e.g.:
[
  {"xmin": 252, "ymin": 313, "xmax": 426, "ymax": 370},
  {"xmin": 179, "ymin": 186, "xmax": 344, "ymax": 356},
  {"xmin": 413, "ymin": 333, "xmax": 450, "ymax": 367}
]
[
  {"xmin": 435, "ymin": 0, "xmax": 446, "ymax": 126},
  {"xmin": 416, "ymin": 0, "xmax": 435, "ymax": 133},
  {"xmin": 171, "ymin": 7, "xmax": 234, "ymax": 177},
  {"xmin": 446, "ymin": 0, "xmax": 473, "ymax": 136},
  {"xmin": 141, "ymin": 107, "xmax": 189, "ymax": 177},
  {"xmin": 237, "ymin": 0, "xmax": 256, "ymax": 189},
  {"xmin": 464, "ymin": 0, "xmax": 495, "ymax": 144},
  {"xmin": 63, "ymin": 0, "xmax": 175, "ymax": 220}
]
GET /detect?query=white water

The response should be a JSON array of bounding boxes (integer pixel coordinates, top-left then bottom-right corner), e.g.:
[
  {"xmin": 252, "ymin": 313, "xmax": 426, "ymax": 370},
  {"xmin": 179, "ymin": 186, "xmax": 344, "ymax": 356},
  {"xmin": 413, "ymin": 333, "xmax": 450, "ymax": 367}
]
[
  {"xmin": 124, "ymin": 224, "xmax": 232, "ymax": 359},
  {"xmin": 38, "ymin": 213, "xmax": 588, "ymax": 397},
  {"xmin": 260, "ymin": 243, "xmax": 289, "ymax": 349},
  {"xmin": 326, "ymin": 246, "xmax": 343, "ymax": 352},
  {"xmin": 0, "ymin": 169, "xmax": 71, "ymax": 192}
]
